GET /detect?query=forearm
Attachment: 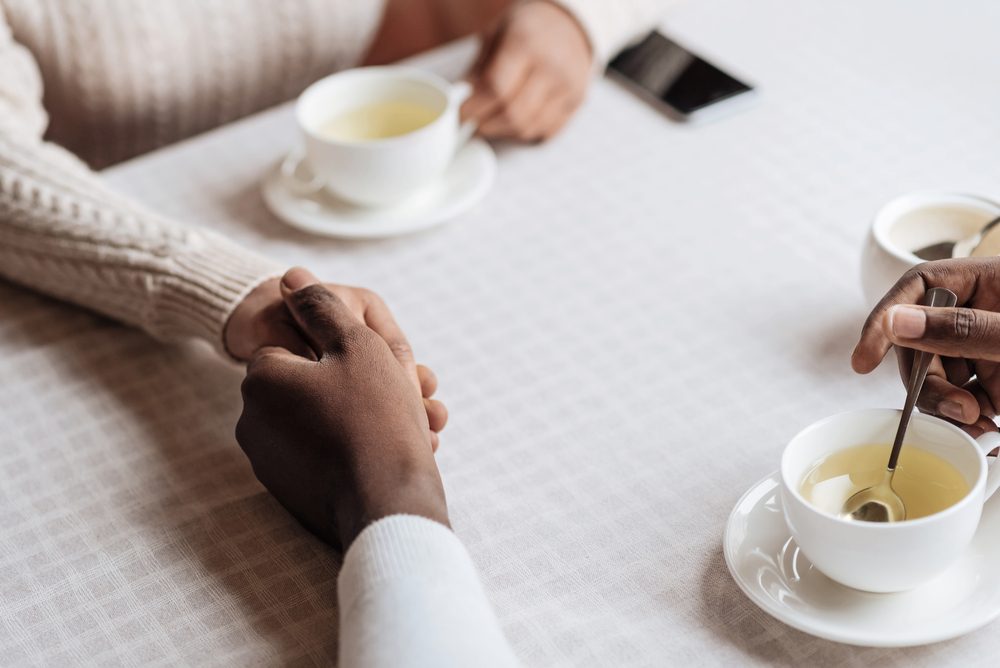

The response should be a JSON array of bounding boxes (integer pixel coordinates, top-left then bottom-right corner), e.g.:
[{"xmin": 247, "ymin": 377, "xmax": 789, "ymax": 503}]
[
  {"xmin": 0, "ymin": 132, "xmax": 280, "ymax": 354},
  {"xmin": 0, "ymin": 11, "xmax": 280, "ymax": 356},
  {"xmin": 364, "ymin": 0, "xmax": 513, "ymax": 65},
  {"xmin": 338, "ymin": 515, "xmax": 519, "ymax": 668}
]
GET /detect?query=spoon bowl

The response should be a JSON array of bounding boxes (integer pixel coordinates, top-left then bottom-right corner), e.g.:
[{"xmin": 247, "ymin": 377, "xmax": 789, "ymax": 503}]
[
  {"xmin": 842, "ymin": 469, "xmax": 906, "ymax": 522},
  {"xmin": 914, "ymin": 215, "xmax": 1000, "ymax": 261}
]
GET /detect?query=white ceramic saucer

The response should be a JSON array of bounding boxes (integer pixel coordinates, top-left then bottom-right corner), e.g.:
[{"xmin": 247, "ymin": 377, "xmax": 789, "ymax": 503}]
[
  {"xmin": 724, "ymin": 471, "xmax": 1000, "ymax": 647},
  {"xmin": 261, "ymin": 138, "xmax": 496, "ymax": 239}
]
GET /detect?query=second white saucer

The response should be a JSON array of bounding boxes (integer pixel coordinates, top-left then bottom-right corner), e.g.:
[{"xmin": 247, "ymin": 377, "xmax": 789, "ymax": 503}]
[
  {"xmin": 724, "ymin": 471, "xmax": 1000, "ymax": 647},
  {"xmin": 261, "ymin": 138, "xmax": 496, "ymax": 239}
]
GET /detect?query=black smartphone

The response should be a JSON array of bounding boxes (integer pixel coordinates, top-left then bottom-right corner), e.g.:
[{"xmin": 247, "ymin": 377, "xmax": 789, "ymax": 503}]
[{"xmin": 608, "ymin": 31, "xmax": 755, "ymax": 122}]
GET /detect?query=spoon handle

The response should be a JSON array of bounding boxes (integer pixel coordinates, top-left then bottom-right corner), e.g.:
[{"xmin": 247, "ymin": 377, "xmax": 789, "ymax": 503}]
[{"xmin": 886, "ymin": 287, "xmax": 959, "ymax": 470}]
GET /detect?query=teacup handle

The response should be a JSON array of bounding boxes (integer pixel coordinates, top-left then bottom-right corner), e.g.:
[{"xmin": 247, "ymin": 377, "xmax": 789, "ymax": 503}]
[
  {"xmin": 450, "ymin": 81, "xmax": 478, "ymax": 150},
  {"xmin": 280, "ymin": 148, "xmax": 325, "ymax": 196},
  {"xmin": 976, "ymin": 431, "xmax": 1000, "ymax": 501}
]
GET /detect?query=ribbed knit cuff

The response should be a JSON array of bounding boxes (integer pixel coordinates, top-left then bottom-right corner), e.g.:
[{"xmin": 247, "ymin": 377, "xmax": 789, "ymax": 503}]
[
  {"xmin": 338, "ymin": 515, "xmax": 473, "ymax": 617},
  {"xmin": 150, "ymin": 230, "xmax": 283, "ymax": 359},
  {"xmin": 550, "ymin": 0, "xmax": 669, "ymax": 67}
]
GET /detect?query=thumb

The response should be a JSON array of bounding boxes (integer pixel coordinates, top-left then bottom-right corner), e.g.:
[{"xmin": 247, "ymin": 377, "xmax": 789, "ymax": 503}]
[
  {"xmin": 885, "ymin": 304, "xmax": 1000, "ymax": 361},
  {"xmin": 279, "ymin": 267, "xmax": 358, "ymax": 355}
]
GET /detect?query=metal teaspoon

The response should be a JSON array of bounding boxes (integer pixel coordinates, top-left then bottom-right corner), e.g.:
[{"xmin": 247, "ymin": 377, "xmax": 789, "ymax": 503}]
[{"xmin": 842, "ymin": 287, "xmax": 959, "ymax": 522}]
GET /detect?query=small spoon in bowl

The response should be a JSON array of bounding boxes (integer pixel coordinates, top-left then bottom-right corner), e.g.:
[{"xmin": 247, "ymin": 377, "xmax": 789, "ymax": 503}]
[
  {"xmin": 914, "ymin": 215, "xmax": 1000, "ymax": 261},
  {"xmin": 842, "ymin": 287, "xmax": 959, "ymax": 522}
]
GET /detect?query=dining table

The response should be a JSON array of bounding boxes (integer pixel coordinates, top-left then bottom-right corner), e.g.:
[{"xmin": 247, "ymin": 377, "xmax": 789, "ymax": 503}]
[{"xmin": 4, "ymin": 0, "xmax": 1000, "ymax": 665}]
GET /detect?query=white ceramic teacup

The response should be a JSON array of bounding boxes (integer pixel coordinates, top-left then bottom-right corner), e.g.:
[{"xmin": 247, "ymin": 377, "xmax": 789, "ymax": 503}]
[
  {"xmin": 860, "ymin": 191, "xmax": 1000, "ymax": 306},
  {"xmin": 282, "ymin": 66, "xmax": 474, "ymax": 207},
  {"xmin": 781, "ymin": 409, "xmax": 1000, "ymax": 593}
]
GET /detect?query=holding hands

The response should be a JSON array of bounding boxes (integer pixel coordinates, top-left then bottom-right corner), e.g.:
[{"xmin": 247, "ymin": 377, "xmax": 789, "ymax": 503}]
[
  {"xmin": 235, "ymin": 269, "xmax": 449, "ymax": 549},
  {"xmin": 853, "ymin": 258, "xmax": 1000, "ymax": 437},
  {"xmin": 226, "ymin": 273, "xmax": 448, "ymax": 442}
]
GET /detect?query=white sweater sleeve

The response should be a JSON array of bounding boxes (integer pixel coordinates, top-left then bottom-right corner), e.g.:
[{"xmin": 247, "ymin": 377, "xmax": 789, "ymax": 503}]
[
  {"xmin": 553, "ymin": 0, "xmax": 678, "ymax": 64},
  {"xmin": 0, "ymin": 9, "xmax": 281, "ymax": 357},
  {"xmin": 338, "ymin": 515, "xmax": 519, "ymax": 668}
]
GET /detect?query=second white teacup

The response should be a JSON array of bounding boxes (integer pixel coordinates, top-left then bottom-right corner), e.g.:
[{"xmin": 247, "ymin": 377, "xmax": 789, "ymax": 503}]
[
  {"xmin": 283, "ymin": 66, "xmax": 474, "ymax": 207},
  {"xmin": 860, "ymin": 191, "xmax": 1000, "ymax": 306},
  {"xmin": 781, "ymin": 409, "xmax": 1000, "ymax": 593}
]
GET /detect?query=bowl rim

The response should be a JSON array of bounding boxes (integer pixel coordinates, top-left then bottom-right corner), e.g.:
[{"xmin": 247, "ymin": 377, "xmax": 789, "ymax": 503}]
[{"xmin": 872, "ymin": 190, "xmax": 1000, "ymax": 265}]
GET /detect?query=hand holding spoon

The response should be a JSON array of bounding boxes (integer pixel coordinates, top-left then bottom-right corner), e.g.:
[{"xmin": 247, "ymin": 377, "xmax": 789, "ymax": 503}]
[{"xmin": 842, "ymin": 287, "xmax": 959, "ymax": 522}]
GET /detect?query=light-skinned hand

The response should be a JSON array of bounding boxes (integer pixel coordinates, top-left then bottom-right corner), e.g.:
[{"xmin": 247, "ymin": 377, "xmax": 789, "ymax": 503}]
[{"xmin": 462, "ymin": 0, "xmax": 593, "ymax": 142}]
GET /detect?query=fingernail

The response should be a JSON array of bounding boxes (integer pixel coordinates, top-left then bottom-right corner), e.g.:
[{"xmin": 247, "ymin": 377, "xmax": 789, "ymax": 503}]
[
  {"xmin": 888, "ymin": 305, "xmax": 926, "ymax": 339},
  {"xmin": 280, "ymin": 267, "xmax": 318, "ymax": 292},
  {"xmin": 939, "ymin": 400, "xmax": 966, "ymax": 422}
]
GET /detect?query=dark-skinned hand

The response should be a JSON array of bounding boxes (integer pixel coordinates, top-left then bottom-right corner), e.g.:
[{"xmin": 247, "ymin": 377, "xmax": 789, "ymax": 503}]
[{"xmin": 852, "ymin": 258, "xmax": 1000, "ymax": 437}]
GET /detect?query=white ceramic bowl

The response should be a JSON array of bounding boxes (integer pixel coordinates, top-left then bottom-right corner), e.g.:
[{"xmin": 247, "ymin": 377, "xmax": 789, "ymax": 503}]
[{"xmin": 861, "ymin": 192, "xmax": 1000, "ymax": 306}]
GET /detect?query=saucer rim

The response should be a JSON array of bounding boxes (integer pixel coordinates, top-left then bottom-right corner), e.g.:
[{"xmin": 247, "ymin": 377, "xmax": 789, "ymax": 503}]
[
  {"xmin": 723, "ymin": 470, "xmax": 1000, "ymax": 648},
  {"xmin": 261, "ymin": 138, "xmax": 496, "ymax": 239}
]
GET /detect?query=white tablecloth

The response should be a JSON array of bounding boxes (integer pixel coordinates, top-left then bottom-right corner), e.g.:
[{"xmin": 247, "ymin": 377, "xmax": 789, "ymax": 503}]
[{"xmin": 4, "ymin": 0, "xmax": 1000, "ymax": 665}]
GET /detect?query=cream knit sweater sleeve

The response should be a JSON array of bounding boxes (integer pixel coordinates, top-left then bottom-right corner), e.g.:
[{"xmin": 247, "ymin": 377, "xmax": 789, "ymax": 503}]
[
  {"xmin": 0, "ymin": 12, "xmax": 281, "ymax": 355},
  {"xmin": 558, "ymin": 0, "xmax": 676, "ymax": 64}
]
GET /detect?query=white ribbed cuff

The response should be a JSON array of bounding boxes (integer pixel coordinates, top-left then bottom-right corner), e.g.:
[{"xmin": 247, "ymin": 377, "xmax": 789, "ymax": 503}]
[
  {"xmin": 338, "ymin": 515, "xmax": 474, "ymax": 616},
  {"xmin": 150, "ymin": 231, "xmax": 283, "ymax": 358}
]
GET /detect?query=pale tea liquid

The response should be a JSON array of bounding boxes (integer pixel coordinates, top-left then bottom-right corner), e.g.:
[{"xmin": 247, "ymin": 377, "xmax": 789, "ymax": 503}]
[
  {"xmin": 319, "ymin": 101, "xmax": 439, "ymax": 141},
  {"xmin": 799, "ymin": 444, "xmax": 971, "ymax": 520}
]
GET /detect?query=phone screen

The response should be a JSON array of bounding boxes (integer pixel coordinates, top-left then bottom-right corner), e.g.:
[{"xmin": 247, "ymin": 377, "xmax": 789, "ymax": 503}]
[{"xmin": 608, "ymin": 32, "xmax": 752, "ymax": 116}]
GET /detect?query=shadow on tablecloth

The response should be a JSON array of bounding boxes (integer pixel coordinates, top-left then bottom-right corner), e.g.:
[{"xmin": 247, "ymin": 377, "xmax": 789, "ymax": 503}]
[
  {"xmin": 0, "ymin": 283, "xmax": 342, "ymax": 665},
  {"xmin": 697, "ymin": 546, "xmax": 969, "ymax": 665}
]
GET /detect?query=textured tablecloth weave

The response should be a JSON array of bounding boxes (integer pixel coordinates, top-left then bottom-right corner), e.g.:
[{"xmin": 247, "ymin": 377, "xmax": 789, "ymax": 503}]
[{"xmin": 4, "ymin": 1, "xmax": 1000, "ymax": 665}]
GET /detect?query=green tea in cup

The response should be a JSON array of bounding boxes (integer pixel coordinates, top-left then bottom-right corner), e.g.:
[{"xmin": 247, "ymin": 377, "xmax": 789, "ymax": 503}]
[{"xmin": 799, "ymin": 443, "xmax": 970, "ymax": 520}]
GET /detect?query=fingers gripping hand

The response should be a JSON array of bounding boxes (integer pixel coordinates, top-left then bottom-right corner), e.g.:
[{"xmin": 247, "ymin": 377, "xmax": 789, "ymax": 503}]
[{"xmin": 236, "ymin": 274, "xmax": 449, "ymax": 550}]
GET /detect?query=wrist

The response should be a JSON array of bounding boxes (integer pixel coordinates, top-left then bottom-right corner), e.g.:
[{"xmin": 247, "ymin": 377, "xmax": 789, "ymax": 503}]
[
  {"xmin": 335, "ymin": 454, "xmax": 450, "ymax": 549},
  {"xmin": 223, "ymin": 277, "xmax": 282, "ymax": 361},
  {"xmin": 535, "ymin": 0, "xmax": 595, "ymax": 60}
]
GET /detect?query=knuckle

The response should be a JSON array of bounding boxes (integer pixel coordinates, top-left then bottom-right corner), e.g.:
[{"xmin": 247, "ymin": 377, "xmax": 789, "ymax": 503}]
[
  {"xmin": 483, "ymin": 68, "xmax": 507, "ymax": 96},
  {"xmin": 496, "ymin": 105, "xmax": 527, "ymax": 132},
  {"xmin": 291, "ymin": 292, "xmax": 325, "ymax": 321},
  {"xmin": 904, "ymin": 264, "xmax": 931, "ymax": 286},
  {"xmin": 240, "ymin": 372, "xmax": 261, "ymax": 401},
  {"xmin": 953, "ymin": 309, "xmax": 977, "ymax": 341},
  {"xmin": 294, "ymin": 284, "xmax": 335, "ymax": 311},
  {"xmin": 388, "ymin": 340, "xmax": 414, "ymax": 360},
  {"xmin": 361, "ymin": 287, "xmax": 385, "ymax": 306},
  {"xmin": 234, "ymin": 414, "xmax": 252, "ymax": 451}
]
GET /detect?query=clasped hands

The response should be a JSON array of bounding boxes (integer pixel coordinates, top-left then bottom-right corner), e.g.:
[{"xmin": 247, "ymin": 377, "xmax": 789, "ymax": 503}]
[{"xmin": 232, "ymin": 268, "xmax": 450, "ymax": 549}]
